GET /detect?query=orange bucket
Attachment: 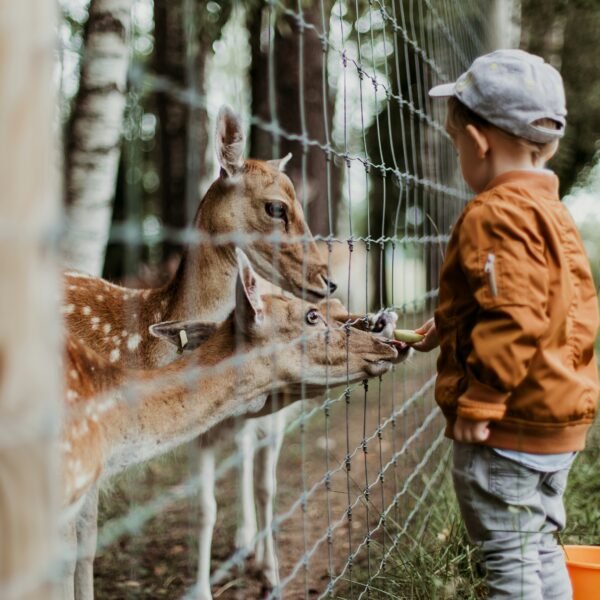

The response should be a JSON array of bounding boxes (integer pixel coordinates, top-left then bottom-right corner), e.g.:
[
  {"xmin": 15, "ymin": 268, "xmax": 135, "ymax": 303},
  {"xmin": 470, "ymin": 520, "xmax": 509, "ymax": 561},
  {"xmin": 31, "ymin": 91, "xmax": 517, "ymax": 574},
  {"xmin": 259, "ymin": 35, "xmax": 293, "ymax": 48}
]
[{"xmin": 563, "ymin": 545, "xmax": 600, "ymax": 599}]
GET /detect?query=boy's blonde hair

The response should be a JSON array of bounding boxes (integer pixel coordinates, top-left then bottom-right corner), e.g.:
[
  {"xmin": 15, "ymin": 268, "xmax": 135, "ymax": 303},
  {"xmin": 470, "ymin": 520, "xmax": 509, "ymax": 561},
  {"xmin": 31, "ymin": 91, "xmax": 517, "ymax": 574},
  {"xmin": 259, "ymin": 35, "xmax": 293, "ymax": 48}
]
[{"xmin": 446, "ymin": 97, "xmax": 560, "ymax": 157}]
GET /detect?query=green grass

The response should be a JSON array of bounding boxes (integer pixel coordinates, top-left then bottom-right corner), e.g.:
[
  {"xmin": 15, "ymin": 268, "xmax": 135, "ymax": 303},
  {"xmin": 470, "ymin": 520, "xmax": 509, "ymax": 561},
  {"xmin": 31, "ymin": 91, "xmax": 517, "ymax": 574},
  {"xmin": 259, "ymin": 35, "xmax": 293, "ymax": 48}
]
[
  {"xmin": 563, "ymin": 425, "xmax": 600, "ymax": 546},
  {"xmin": 341, "ymin": 421, "xmax": 600, "ymax": 599},
  {"xmin": 336, "ymin": 466, "xmax": 486, "ymax": 600}
]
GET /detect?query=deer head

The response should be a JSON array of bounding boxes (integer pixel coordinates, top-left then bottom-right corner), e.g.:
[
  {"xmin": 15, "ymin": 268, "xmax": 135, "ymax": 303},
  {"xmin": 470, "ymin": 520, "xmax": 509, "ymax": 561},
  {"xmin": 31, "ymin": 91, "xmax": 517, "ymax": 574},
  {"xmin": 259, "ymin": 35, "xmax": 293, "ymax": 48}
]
[
  {"xmin": 192, "ymin": 106, "xmax": 335, "ymax": 302},
  {"xmin": 151, "ymin": 249, "xmax": 399, "ymax": 389}
]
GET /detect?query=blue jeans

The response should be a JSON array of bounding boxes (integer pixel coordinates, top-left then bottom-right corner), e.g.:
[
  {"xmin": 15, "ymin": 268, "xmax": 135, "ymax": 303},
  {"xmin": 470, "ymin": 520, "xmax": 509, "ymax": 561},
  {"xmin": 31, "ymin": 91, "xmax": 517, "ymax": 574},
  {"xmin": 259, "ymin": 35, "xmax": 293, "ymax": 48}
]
[{"xmin": 452, "ymin": 441, "xmax": 572, "ymax": 600}]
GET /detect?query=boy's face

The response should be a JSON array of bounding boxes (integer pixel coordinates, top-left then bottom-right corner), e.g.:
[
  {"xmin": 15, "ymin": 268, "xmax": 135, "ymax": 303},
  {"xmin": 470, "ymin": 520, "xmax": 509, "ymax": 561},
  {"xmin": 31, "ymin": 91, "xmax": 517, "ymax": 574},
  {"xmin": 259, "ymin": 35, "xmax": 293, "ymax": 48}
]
[{"xmin": 450, "ymin": 128, "xmax": 491, "ymax": 194}]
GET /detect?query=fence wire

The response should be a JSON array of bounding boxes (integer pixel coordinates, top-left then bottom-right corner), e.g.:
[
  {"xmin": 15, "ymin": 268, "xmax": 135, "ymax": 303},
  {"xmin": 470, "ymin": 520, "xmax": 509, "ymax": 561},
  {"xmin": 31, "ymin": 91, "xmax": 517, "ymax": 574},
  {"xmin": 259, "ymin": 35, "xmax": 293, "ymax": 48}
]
[{"xmin": 55, "ymin": 0, "xmax": 490, "ymax": 598}]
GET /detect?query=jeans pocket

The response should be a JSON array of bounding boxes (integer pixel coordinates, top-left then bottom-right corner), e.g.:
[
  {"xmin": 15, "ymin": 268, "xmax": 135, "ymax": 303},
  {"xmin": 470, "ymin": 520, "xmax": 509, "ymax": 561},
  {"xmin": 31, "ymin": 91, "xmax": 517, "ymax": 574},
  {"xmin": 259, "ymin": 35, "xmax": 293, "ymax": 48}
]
[
  {"xmin": 489, "ymin": 456, "xmax": 538, "ymax": 503},
  {"xmin": 542, "ymin": 468, "xmax": 569, "ymax": 497}
]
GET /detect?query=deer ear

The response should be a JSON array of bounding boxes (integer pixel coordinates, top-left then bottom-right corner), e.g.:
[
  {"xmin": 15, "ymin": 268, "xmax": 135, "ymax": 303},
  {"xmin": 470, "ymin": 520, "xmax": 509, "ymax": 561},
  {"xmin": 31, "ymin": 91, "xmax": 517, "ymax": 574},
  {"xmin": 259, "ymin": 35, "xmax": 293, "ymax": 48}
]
[
  {"xmin": 234, "ymin": 248, "xmax": 264, "ymax": 334},
  {"xmin": 216, "ymin": 105, "xmax": 245, "ymax": 177},
  {"xmin": 267, "ymin": 152, "xmax": 292, "ymax": 172},
  {"xmin": 149, "ymin": 320, "xmax": 219, "ymax": 353}
]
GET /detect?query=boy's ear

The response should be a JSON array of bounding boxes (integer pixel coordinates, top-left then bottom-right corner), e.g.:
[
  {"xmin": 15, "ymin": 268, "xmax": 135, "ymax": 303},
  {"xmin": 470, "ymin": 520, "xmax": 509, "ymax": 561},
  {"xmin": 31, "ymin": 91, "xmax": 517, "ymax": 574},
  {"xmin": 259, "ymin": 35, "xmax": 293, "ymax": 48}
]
[
  {"xmin": 465, "ymin": 124, "xmax": 489, "ymax": 158},
  {"xmin": 149, "ymin": 320, "xmax": 219, "ymax": 352},
  {"xmin": 540, "ymin": 139, "xmax": 559, "ymax": 163},
  {"xmin": 234, "ymin": 248, "xmax": 264, "ymax": 336}
]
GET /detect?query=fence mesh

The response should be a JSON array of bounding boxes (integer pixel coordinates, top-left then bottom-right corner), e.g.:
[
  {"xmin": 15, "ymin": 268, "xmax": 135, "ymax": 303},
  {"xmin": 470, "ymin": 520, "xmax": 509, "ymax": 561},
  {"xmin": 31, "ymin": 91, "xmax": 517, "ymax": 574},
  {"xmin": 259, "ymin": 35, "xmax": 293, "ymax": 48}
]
[{"xmin": 58, "ymin": 0, "xmax": 491, "ymax": 597}]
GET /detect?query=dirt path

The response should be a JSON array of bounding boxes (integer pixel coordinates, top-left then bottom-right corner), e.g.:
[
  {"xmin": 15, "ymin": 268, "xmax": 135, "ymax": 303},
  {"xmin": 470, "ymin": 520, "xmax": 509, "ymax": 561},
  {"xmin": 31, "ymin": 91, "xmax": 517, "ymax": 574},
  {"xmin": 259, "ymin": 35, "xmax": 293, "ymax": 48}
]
[{"xmin": 94, "ymin": 356, "xmax": 447, "ymax": 599}]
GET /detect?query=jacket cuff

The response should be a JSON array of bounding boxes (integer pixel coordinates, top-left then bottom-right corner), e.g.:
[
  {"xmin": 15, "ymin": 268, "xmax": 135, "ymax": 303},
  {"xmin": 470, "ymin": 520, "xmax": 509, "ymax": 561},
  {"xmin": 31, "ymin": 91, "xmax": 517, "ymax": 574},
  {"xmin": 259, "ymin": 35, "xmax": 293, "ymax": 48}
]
[{"xmin": 457, "ymin": 378, "xmax": 509, "ymax": 421}]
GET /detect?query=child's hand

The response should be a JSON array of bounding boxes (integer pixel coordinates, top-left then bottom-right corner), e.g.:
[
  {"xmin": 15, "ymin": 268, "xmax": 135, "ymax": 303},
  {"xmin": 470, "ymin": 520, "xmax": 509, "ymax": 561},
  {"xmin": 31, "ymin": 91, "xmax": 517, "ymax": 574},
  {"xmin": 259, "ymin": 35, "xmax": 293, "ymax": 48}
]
[
  {"xmin": 410, "ymin": 318, "xmax": 439, "ymax": 352},
  {"xmin": 453, "ymin": 416, "xmax": 490, "ymax": 443}
]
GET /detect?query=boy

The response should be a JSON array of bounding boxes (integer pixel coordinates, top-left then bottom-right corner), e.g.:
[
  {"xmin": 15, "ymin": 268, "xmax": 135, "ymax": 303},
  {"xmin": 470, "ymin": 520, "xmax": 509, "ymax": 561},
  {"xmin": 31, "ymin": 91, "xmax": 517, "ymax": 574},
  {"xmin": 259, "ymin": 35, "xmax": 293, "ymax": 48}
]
[{"xmin": 413, "ymin": 49, "xmax": 599, "ymax": 599}]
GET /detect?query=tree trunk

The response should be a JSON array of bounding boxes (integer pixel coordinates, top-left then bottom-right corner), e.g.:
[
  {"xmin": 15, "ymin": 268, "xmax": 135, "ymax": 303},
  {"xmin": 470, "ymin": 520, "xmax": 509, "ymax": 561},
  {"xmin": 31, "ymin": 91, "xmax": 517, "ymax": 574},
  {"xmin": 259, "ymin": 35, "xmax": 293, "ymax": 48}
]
[
  {"xmin": 62, "ymin": 0, "xmax": 134, "ymax": 276},
  {"xmin": 248, "ymin": 1, "xmax": 340, "ymax": 238},
  {"xmin": 0, "ymin": 1, "xmax": 61, "ymax": 598},
  {"xmin": 520, "ymin": 0, "xmax": 600, "ymax": 194},
  {"xmin": 154, "ymin": 0, "xmax": 211, "ymax": 264}
]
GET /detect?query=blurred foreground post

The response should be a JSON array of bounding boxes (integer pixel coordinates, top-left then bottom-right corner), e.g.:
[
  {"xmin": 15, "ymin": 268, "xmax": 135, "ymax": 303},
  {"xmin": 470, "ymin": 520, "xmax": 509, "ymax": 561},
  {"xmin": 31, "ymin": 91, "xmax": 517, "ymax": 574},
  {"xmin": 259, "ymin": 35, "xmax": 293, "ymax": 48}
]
[{"xmin": 0, "ymin": 1, "xmax": 62, "ymax": 599}]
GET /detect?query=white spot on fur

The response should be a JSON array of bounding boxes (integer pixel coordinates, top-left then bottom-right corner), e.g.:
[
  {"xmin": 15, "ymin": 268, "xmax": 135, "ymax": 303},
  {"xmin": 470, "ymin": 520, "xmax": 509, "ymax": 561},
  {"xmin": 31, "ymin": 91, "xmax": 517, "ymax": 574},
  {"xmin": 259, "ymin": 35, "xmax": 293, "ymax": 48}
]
[
  {"xmin": 96, "ymin": 295, "xmax": 105, "ymax": 302},
  {"xmin": 109, "ymin": 349, "xmax": 120, "ymax": 363},
  {"xmin": 71, "ymin": 421, "xmax": 89, "ymax": 438},
  {"xmin": 142, "ymin": 290, "xmax": 151, "ymax": 299},
  {"xmin": 68, "ymin": 285, "xmax": 78, "ymax": 291},
  {"xmin": 127, "ymin": 334, "xmax": 142, "ymax": 351},
  {"xmin": 82, "ymin": 306, "xmax": 91, "ymax": 316},
  {"xmin": 91, "ymin": 316, "xmax": 100, "ymax": 324},
  {"xmin": 70, "ymin": 369, "xmax": 79, "ymax": 380},
  {"xmin": 103, "ymin": 323, "xmax": 111, "ymax": 334},
  {"xmin": 66, "ymin": 390, "xmax": 78, "ymax": 402},
  {"xmin": 61, "ymin": 304, "xmax": 75, "ymax": 315}
]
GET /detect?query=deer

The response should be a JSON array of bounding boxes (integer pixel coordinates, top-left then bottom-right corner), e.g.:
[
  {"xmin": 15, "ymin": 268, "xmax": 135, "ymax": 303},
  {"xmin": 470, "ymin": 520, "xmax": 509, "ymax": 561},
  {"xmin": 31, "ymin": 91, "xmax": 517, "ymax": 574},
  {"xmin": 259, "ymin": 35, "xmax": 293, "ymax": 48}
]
[
  {"xmin": 59, "ymin": 250, "xmax": 400, "ymax": 599},
  {"xmin": 62, "ymin": 104, "xmax": 406, "ymax": 599}
]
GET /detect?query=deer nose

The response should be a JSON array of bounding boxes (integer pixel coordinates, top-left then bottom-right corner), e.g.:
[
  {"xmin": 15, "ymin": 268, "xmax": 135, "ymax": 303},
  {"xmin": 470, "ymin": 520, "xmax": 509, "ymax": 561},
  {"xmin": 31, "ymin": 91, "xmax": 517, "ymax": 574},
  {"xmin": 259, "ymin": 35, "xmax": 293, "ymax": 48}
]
[{"xmin": 323, "ymin": 277, "xmax": 337, "ymax": 294}]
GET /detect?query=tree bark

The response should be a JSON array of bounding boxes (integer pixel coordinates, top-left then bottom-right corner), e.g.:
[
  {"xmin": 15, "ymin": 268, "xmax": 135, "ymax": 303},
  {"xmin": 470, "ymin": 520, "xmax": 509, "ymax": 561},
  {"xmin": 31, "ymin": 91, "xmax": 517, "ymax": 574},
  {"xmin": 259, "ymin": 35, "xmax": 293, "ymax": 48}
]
[
  {"xmin": 0, "ymin": 1, "xmax": 61, "ymax": 598},
  {"xmin": 248, "ymin": 1, "xmax": 340, "ymax": 238},
  {"xmin": 520, "ymin": 0, "xmax": 600, "ymax": 194},
  {"xmin": 62, "ymin": 0, "xmax": 134, "ymax": 276},
  {"xmin": 154, "ymin": 0, "xmax": 211, "ymax": 264}
]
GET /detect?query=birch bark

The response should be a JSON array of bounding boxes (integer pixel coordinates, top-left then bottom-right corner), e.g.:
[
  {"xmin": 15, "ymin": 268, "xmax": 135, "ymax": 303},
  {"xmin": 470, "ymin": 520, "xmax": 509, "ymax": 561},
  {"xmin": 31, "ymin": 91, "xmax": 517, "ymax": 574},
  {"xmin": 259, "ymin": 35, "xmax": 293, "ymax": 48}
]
[
  {"xmin": 0, "ymin": 1, "xmax": 62, "ymax": 598},
  {"xmin": 62, "ymin": 0, "xmax": 134, "ymax": 276}
]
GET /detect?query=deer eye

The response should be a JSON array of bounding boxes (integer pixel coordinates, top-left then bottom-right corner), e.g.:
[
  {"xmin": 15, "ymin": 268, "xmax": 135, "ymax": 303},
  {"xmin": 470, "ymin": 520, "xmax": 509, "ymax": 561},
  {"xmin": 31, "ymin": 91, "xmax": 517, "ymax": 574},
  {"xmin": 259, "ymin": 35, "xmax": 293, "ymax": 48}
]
[
  {"xmin": 265, "ymin": 201, "xmax": 287, "ymax": 221},
  {"xmin": 305, "ymin": 309, "xmax": 321, "ymax": 326}
]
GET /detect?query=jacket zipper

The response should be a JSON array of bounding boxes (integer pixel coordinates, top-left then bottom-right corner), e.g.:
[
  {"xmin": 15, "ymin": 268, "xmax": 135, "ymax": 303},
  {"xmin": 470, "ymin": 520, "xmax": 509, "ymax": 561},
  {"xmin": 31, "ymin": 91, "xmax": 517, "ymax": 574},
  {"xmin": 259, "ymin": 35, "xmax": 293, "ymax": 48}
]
[{"xmin": 484, "ymin": 252, "xmax": 498, "ymax": 297}]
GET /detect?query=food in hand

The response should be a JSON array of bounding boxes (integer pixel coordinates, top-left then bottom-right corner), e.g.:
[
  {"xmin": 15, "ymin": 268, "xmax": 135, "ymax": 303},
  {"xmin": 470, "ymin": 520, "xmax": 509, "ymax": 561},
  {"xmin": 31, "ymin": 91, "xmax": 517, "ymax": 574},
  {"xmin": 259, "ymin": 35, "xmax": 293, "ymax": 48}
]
[{"xmin": 393, "ymin": 329, "xmax": 425, "ymax": 343}]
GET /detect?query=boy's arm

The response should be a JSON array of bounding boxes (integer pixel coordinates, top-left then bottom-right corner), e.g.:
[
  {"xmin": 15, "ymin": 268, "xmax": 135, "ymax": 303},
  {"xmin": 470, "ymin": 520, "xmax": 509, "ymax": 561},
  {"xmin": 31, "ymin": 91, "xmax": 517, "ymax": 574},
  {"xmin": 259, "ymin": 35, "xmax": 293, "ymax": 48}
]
[{"xmin": 457, "ymin": 198, "xmax": 550, "ymax": 422}]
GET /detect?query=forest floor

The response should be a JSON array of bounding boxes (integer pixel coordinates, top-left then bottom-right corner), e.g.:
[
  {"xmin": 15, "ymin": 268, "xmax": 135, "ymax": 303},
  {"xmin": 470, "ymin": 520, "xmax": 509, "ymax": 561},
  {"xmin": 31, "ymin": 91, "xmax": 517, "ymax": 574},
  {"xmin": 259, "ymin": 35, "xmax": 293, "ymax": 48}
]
[{"xmin": 93, "ymin": 351, "xmax": 445, "ymax": 599}]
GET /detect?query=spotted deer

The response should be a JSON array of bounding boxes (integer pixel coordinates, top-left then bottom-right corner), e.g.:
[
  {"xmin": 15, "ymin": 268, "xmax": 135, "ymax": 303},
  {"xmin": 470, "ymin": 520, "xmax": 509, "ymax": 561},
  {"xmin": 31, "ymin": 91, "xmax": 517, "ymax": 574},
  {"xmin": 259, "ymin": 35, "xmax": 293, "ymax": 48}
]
[
  {"xmin": 59, "ymin": 250, "xmax": 399, "ymax": 599},
  {"xmin": 61, "ymin": 106, "xmax": 339, "ymax": 597}
]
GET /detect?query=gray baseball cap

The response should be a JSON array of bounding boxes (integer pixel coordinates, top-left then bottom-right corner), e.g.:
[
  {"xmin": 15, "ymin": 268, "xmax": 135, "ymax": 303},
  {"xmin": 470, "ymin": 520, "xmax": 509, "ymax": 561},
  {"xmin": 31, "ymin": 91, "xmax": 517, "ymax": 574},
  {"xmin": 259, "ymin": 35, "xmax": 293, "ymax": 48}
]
[{"xmin": 429, "ymin": 49, "xmax": 566, "ymax": 143}]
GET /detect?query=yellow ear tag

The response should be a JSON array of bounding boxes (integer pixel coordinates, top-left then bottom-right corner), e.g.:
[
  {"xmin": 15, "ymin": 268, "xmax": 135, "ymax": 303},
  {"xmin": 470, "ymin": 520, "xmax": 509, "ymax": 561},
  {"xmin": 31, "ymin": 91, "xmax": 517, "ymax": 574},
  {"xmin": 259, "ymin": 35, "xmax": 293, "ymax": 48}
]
[{"xmin": 178, "ymin": 329, "xmax": 188, "ymax": 353}]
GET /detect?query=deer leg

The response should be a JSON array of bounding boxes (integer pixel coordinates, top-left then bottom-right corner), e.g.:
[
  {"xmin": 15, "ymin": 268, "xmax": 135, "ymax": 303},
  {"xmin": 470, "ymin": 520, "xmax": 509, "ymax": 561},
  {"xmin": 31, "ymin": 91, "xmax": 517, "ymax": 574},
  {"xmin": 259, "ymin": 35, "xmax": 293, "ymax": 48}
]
[
  {"xmin": 74, "ymin": 485, "xmax": 98, "ymax": 600},
  {"xmin": 234, "ymin": 420, "xmax": 257, "ymax": 556},
  {"xmin": 254, "ymin": 413, "xmax": 285, "ymax": 590},
  {"xmin": 59, "ymin": 519, "xmax": 77, "ymax": 600},
  {"xmin": 196, "ymin": 448, "xmax": 216, "ymax": 600}
]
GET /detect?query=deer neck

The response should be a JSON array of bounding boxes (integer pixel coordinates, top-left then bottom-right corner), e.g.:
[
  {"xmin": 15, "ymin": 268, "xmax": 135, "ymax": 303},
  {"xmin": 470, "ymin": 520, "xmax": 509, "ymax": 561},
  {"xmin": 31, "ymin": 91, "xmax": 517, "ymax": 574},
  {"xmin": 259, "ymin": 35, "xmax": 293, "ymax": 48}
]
[
  {"xmin": 164, "ymin": 241, "xmax": 238, "ymax": 322},
  {"xmin": 101, "ymin": 328, "xmax": 277, "ymax": 476}
]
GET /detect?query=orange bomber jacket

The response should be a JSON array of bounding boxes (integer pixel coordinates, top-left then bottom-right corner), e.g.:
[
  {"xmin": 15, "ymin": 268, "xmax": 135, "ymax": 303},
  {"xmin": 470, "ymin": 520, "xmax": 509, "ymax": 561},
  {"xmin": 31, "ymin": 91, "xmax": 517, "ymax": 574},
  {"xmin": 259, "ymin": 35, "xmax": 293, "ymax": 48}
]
[{"xmin": 434, "ymin": 170, "xmax": 599, "ymax": 453}]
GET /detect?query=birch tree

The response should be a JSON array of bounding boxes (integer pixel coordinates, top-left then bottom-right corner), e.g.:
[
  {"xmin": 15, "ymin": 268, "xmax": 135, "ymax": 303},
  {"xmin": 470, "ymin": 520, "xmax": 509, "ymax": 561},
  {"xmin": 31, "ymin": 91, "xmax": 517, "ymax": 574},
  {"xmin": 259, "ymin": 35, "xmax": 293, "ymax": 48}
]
[
  {"xmin": 0, "ymin": 1, "xmax": 61, "ymax": 598},
  {"xmin": 62, "ymin": 0, "xmax": 134, "ymax": 276}
]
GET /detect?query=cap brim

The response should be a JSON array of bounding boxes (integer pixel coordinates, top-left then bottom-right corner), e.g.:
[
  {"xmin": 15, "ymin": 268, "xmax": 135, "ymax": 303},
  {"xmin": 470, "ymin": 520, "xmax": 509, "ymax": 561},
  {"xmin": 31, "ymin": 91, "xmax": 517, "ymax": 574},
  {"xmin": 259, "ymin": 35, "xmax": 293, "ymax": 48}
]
[{"xmin": 428, "ymin": 83, "xmax": 456, "ymax": 98}]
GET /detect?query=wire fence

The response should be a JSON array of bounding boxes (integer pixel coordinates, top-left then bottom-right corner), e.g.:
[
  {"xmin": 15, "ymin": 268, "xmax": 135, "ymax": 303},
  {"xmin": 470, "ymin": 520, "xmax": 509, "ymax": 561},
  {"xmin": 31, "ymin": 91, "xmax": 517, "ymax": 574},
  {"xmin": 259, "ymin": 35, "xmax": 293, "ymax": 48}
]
[{"xmin": 57, "ymin": 0, "xmax": 491, "ymax": 598}]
